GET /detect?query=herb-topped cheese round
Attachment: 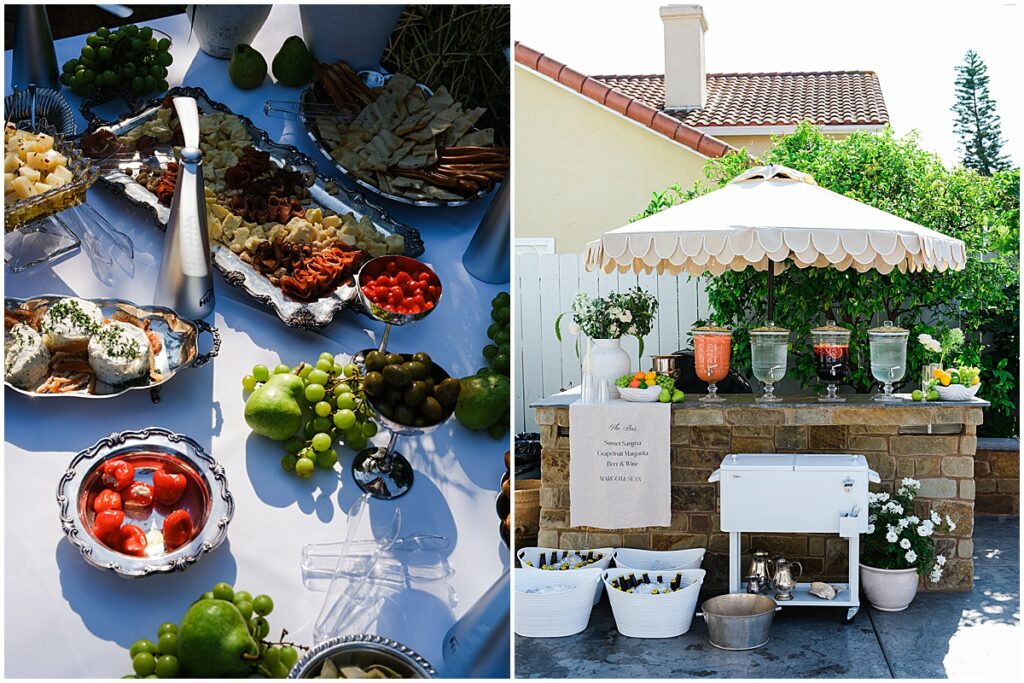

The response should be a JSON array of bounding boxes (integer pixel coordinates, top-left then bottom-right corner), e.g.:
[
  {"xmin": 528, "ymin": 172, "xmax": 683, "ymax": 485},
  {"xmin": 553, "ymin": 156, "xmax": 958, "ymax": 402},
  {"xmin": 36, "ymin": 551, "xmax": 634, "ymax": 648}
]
[
  {"xmin": 40, "ymin": 298, "xmax": 103, "ymax": 350},
  {"xmin": 4, "ymin": 323, "xmax": 51, "ymax": 389},
  {"xmin": 88, "ymin": 321, "xmax": 151, "ymax": 385}
]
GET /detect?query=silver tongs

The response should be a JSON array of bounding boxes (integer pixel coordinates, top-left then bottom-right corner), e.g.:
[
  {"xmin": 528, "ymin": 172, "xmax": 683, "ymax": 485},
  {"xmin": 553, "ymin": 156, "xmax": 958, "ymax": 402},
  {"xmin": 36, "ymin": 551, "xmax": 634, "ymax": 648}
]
[{"xmin": 263, "ymin": 99, "xmax": 359, "ymax": 124}]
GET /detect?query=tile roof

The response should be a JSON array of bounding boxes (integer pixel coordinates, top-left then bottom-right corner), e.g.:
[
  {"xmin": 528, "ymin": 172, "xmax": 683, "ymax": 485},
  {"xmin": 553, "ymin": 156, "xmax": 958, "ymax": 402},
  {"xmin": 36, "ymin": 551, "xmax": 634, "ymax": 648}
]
[
  {"xmin": 514, "ymin": 43, "xmax": 736, "ymax": 159},
  {"xmin": 592, "ymin": 72, "xmax": 889, "ymax": 128}
]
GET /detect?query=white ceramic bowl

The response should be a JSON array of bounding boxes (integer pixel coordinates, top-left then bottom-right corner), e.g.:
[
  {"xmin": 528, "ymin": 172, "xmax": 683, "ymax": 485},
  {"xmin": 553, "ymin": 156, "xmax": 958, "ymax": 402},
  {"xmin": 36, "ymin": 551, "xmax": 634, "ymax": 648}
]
[
  {"xmin": 517, "ymin": 546, "xmax": 614, "ymax": 605},
  {"xmin": 618, "ymin": 385, "xmax": 662, "ymax": 402},
  {"xmin": 514, "ymin": 567, "xmax": 602, "ymax": 638},
  {"xmin": 602, "ymin": 568, "xmax": 706, "ymax": 638},
  {"xmin": 613, "ymin": 547, "xmax": 705, "ymax": 572},
  {"xmin": 934, "ymin": 382, "xmax": 981, "ymax": 401}
]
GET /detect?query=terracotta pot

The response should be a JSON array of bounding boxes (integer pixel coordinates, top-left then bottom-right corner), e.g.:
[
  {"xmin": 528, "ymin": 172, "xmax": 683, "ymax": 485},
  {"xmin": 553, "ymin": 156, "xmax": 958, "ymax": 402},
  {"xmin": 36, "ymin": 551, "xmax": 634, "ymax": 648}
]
[
  {"xmin": 186, "ymin": 5, "xmax": 272, "ymax": 59},
  {"xmin": 515, "ymin": 479, "xmax": 542, "ymax": 534},
  {"xmin": 859, "ymin": 563, "xmax": 920, "ymax": 611}
]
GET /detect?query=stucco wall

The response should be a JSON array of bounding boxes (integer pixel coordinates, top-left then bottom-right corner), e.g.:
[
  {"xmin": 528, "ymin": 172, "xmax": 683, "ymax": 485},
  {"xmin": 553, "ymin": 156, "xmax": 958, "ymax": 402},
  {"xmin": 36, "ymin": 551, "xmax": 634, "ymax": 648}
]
[
  {"xmin": 515, "ymin": 67, "xmax": 711, "ymax": 254},
  {"xmin": 711, "ymin": 133, "xmax": 774, "ymax": 157}
]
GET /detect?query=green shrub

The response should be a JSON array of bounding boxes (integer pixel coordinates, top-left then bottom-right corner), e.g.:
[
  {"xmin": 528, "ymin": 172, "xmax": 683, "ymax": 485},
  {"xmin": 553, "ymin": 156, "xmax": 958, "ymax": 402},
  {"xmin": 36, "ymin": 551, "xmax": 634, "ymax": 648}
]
[{"xmin": 633, "ymin": 123, "xmax": 1019, "ymax": 437}]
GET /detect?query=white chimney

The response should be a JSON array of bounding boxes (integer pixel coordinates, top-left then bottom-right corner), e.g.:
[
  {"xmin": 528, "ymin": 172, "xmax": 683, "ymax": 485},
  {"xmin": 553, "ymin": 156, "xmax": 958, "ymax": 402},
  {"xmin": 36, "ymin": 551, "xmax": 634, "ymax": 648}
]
[{"xmin": 660, "ymin": 4, "xmax": 707, "ymax": 111}]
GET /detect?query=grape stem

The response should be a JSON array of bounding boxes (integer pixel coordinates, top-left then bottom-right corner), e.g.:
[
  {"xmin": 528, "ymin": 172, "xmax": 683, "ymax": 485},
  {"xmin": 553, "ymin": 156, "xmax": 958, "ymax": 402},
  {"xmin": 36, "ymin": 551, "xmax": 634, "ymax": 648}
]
[{"xmin": 263, "ymin": 628, "xmax": 311, "ymax": 652}]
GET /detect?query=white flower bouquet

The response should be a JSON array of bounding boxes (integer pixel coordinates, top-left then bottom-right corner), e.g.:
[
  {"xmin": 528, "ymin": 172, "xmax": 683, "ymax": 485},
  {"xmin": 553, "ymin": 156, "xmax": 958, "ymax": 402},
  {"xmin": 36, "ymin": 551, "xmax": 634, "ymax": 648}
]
[
  {"xmin": 555, "ymin": 287, "xmax": 659, "ymax": 357},
  {"xmin": 862, "ymin": 478, "xmax": 955, "ymax": 582}
]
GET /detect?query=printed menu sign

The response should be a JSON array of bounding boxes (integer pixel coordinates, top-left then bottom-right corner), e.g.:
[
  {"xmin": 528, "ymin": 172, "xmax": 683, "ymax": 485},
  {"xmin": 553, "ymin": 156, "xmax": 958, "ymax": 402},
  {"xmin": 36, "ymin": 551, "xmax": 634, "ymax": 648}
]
[{"xmin": 568, "ymin": 402, "xmax": 671, "ymax": 529}]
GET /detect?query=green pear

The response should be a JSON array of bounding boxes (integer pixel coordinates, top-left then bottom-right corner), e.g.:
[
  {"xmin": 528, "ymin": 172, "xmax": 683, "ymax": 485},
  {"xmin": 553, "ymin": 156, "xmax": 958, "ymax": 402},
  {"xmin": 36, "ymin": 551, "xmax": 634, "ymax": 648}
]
[
  {"xmin": 271, "ymin": 35, "xmax": 313, "ymax": 87},
  {"xmin": 244, "ymin": 378, "xmax": 303, "ymax": 441},
  {"xmin": 228, "ymin": 44, "xmax": 267, "ymax": 90},
  {"xmin": 265, "ymin": 372, "xmax": 305, "ymax": 403},
  {"xmin": 178, "ymin": 600, "xmax": 259, "ymax": 677}
]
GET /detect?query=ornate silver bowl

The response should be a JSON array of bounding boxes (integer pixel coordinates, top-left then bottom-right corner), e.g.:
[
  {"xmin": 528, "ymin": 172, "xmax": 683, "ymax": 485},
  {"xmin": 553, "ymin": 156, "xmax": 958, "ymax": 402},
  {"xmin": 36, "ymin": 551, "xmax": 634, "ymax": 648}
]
[
  {"xmin": 57, "ymin": 427, "xmax": 233, "ymax": 578},
  {"xmin": 288, "ymin": 634, "xmax": 436, "ymax": 678}
]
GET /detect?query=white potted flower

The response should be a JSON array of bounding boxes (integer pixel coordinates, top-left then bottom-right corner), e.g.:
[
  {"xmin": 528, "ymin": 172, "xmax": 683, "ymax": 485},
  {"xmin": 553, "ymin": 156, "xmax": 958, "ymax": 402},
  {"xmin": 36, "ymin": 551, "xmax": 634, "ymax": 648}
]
[
  {"xmin": 859, "ymin": 478, "xmax": 955, "ymax": 611},
  {"xmin": 554, "ymin": 287, "xmax": 658, "ymax": 397}
]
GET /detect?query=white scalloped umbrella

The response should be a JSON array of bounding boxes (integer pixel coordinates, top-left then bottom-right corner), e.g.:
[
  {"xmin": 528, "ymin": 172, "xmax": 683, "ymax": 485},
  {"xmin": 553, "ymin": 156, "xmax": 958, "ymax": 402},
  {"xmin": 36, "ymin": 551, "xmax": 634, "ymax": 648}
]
[{"xmin": 584, "ymin": 165, "xmax": 967, "ymax": 318}]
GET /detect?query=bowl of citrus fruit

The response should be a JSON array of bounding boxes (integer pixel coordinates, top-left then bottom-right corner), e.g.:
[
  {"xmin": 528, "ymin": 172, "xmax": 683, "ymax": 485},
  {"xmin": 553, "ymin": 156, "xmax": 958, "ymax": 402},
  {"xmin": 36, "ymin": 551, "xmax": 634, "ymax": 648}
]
[
  {"xmin": 615, "ymin": 371, "xmax": 685, "ymax": 403},
  {"xmin": 912, "ymin": 366, "xmax": 981, "ymax": 402}
]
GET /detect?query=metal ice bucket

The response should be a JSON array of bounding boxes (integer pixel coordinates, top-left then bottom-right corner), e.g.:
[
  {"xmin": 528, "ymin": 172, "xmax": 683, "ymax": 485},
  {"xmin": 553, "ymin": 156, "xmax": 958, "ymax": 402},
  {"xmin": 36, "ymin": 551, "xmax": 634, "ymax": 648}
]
[{"xmin": 696, "ymin": 593, "xmax": 780, "ymax": 650}]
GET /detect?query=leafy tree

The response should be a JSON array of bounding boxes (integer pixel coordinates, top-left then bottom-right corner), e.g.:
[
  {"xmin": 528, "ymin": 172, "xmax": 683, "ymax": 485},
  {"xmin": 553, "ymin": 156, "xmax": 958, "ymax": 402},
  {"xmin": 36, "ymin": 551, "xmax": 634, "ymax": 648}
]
[
  {"xmin": 952, "ymin": 49, "xmax": 1011, "ymax": 175},
  {"xmin": 633, "ymin": 123, "xmax": 1020, "ymax": 436}
]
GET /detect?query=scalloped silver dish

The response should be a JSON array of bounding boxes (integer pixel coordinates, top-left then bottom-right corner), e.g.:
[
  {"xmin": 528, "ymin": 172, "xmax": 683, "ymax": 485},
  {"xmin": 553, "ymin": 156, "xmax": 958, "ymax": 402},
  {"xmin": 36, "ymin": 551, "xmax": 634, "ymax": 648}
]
[
  {"xmin": 299, "ymin": 70, "xmax": 493, "ymax": 208},
  {"xmin": 86, "ymin": 86, "xmax": 424, "ymax": 330},
  {"xmin": 288, "ymin": 634, "xmax": 436, "ymax": 678},
  {"xmin": 4, "ymin": 295, "xmax": 219, "ymax": 400},
  {"xmin": 57, "ymin": 427, "xmax": 233, "ymax": 578}
]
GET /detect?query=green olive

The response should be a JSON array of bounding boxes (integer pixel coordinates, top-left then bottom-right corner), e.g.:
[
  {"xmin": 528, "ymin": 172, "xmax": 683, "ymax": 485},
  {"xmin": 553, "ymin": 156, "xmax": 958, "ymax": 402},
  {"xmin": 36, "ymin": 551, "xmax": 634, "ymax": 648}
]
[
  {"xmin": 384, "ymin": 387, "xmax": 404, "ymax": 406},
  {"xmin": 385, "ymin": 353, "xmax": 405, "ymax": 366},
  {"xmin": 383, "ymin": 364, "xmax": 411, "ymax": 388},
  {"xmin": 375, "ymin": 401, "xmax": 395, "ymax": 419},
  {"xmin": 404, "ymin": 381, "xmax": 429, "ymax": 406},
  {"xmin": 420, "ymin": 397, "xmax": 444, "ymax": 424},
  {"xmin": 395, "ymin": 405, "xmax": 416, "ymax": 426},
  {"xmin": 363, "ymin": 371, "xmax": 385, "ymax": 396},
  {"xmin": 434, "ymin": 378, "xmax": 462, "ymax": 410},
  {"xmin": 404, "ymin": 361, "xmax": 428, "ymax": 380},
  {"xmin": 364, "ymin": 350, "xmax": 386, "ymax": 371},
  {"xmin": 411, "ymin": 352, "xmax": 432, "ymax": 371}
]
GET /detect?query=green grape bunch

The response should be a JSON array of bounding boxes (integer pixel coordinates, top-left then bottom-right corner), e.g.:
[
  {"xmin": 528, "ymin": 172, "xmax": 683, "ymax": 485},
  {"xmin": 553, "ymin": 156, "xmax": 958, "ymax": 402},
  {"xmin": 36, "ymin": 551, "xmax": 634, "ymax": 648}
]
[
  {"xmin": 241, "ymin": 353, "xmax": 379, "ymax": 480},
  {"xmin": 60, "ymin": 24, "xmax": 173, "ymax": 98},
  {"xmin": 124, "ymin": 582, "xmax": 304, "ymax": 679},
  {"xmin": 480, "ymin": 292, "xmax": 510, "ymax": 377}
]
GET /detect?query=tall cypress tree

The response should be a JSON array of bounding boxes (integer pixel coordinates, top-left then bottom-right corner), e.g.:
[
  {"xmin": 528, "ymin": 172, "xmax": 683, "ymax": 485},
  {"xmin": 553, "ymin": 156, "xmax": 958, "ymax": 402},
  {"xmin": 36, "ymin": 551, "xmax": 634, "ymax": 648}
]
[{"xmin": 952, "ymin": 49, "xmax": 1010, "ymax": 175}]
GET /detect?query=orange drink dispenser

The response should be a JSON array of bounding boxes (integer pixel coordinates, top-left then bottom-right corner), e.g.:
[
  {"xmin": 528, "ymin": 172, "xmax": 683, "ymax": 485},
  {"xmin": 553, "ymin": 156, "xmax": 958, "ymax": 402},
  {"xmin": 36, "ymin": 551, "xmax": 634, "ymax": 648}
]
[{"xmin": 693, "ymin": 325, "xmax": 732, "ymax": 402}]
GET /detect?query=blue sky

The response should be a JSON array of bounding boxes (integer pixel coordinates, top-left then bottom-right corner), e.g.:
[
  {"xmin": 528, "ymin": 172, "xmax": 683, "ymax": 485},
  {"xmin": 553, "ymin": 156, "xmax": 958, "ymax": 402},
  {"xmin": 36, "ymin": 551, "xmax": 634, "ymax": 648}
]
[{"xmin": 515, "ymin": 0, "xmax": 1021, "ymax": 167}]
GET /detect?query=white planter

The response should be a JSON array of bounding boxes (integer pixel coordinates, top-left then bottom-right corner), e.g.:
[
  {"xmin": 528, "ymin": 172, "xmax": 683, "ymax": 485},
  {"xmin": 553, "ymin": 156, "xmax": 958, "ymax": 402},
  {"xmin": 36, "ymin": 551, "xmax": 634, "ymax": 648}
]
[
  {"xmin": 618, "ymin": 385, "xmax": 662, "ymax": 402},
  {"xmin": 584, "ymin": 338, "xmax": 631, "ymax": 399},
  {"xmin": 514, "ymin": 568, "xmax": 602, "ymax": 638},
  {"xmin": 935, "ymin": 382, "xmax": 981, "ymax": 401},
  {"xmin": 187, "ymin": 5, "xmax": 272, "ymax": 59},
  {"xmin": 859, "ymin": 563, "xmax": 920, "ymax": 611},
  {"xmin": 613, "ymin": 547, "xmax": 705, "ymax": 572},
  {"xmin": 602, "ymin": 569, "xmax": 706, "ymax": 638},
  {"xmin": 299, "ymin": 5, "xmax": 405, "ymax": 70}
]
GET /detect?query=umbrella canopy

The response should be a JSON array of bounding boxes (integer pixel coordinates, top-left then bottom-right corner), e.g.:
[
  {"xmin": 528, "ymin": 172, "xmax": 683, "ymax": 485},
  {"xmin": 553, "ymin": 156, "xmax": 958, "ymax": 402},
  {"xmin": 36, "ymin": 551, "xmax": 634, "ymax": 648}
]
[{"xmin": 584, "ymin": 165, "xmax": 967, "ymax": 277}]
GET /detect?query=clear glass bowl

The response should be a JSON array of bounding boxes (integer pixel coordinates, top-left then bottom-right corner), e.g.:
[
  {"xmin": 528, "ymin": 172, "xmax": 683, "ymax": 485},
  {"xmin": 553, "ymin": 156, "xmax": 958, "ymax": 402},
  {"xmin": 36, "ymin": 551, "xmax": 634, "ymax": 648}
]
[
  {"xmin": 750, "ymin": 324, "xmax": 789, "ymax": 403},
  {"xmin": 868, "ymin": 322, "xmax": 909, "ymax": 401}
]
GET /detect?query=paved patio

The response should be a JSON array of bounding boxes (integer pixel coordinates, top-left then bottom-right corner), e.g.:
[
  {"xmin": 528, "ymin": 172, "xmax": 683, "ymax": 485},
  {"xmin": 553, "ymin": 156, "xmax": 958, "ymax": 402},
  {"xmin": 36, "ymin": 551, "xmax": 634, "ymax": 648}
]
[{"xmin": 515, "ymin": 516, "xmax": 1019, "ymax": 679}]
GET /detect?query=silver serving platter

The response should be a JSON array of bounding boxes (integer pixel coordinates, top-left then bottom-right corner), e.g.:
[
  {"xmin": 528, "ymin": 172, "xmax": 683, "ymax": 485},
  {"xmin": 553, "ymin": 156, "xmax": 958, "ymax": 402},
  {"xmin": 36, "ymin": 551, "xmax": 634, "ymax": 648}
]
[
  {"xmin": 4, "ymin": 295, "xmax": 219, "ymax": 401},
  {"xmin": 288, "ymin": 634, "xmax": 436, "ymax": 678},
  {"xmin": 299, "ymin": 70, "xmax": 493, "ymax": 208},
  {"xmin": 88, "ymin": 86, "xmax": 424, "ymax": 329},
  {"xmin": 57, "ymin": 427, "xmax": 234, "ymax": 578}
]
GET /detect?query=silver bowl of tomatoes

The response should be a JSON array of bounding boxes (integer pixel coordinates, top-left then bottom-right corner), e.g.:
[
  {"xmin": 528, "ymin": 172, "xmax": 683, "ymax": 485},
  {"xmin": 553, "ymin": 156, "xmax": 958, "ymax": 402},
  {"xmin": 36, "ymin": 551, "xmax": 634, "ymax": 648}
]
[
  {"xmin": 356, "ymin": 255, "xmax": 442, "ymax": 325},
  {"xmin": 57, "ymin": 427, "xmax": 233, "ymax": 577}
]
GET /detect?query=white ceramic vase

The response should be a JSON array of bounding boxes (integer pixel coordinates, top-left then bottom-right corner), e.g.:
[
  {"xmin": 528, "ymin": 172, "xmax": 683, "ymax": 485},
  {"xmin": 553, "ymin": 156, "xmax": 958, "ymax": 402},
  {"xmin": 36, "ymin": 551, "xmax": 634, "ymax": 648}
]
[
  {"xmin": 859, "ymin": 563, "xmax": 920, "ymax": 611},
  {"xmin": 584, "ymin": 339, "xmax": 631, "ymax": 400},
  {"xmin": 299, "ymin": 4, "xmax": 405, "ymax": 70},
  {"xmin": 187, "ymin": 5, "xmax": 272, "ymax": 59}
]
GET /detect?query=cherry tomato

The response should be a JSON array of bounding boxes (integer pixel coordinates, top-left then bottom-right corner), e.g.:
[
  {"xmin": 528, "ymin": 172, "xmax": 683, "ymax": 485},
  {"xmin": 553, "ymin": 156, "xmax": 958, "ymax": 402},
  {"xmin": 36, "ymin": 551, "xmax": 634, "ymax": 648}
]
[
  {"xmin": 163, "ymin": 509, "xmax": 194, "ymax": 550},
  {"xmin": 93, "ymin": 509, "xmax": 124, "ymax": 546},
  {"xmin": 152, "ymin": 469, "xmax": 187, "ymax": 506},
  {"xmin": 385, "ymin": 260, "xmax": 397, "ymax": 273},
  {"xmin": 124, "ymin": 481, "xmax": 154, "ymax": 510},
  {"xmin": 120, "ymin": 524, "xmax": 148, "ymax": 557},
  {"xmin": 93, "ymin": 488, "xmax": 122, "ymax": 513},
  {"xmin": 395, "ymin": 271, "xmax": 413, "ymax": 287},
  {"xmin": 417, "ymin": 271, "xmax": 431, "ymax": 283},
  {"xmin": 101, "ymin": 459, "xmax": 135, "ymax": 491}
]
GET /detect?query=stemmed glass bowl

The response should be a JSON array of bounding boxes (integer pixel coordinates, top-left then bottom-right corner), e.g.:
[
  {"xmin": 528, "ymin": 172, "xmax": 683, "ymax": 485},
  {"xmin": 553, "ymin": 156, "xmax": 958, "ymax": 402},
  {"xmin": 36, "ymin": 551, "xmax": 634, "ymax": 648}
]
[
  {"xmin": 750, "ymin": 324, "xmax": 790, "ymax": 403},
  {"xmin": 355, "ymin": 255, "xmax": 442, "ymax": 357},
  {"xmin": 868, "ymin": 322, "xmax": 909, "ymax": 402}
]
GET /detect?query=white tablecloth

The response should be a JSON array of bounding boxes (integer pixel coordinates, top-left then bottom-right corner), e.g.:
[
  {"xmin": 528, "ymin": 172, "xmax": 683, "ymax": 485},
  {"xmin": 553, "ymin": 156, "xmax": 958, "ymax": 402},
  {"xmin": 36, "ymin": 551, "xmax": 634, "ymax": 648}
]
[{"xmin": 4, "ymin": 7, "xmax": 509, "ymax": 677}]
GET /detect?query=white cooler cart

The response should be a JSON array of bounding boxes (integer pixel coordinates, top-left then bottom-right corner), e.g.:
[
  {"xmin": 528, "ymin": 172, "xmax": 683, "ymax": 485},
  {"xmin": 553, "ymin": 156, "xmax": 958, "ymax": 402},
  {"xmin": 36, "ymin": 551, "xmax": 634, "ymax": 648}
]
[{"xmin": 709, "ymin": 453, "xmax": 880, "ymax": 622}]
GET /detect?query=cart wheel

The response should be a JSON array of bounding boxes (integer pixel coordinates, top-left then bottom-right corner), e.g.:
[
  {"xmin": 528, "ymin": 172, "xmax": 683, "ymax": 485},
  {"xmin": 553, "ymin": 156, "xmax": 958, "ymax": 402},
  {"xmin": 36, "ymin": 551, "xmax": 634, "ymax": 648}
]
[{"xmin": 843, "ymin": 607, "xmax": 859, "ymax": 623}]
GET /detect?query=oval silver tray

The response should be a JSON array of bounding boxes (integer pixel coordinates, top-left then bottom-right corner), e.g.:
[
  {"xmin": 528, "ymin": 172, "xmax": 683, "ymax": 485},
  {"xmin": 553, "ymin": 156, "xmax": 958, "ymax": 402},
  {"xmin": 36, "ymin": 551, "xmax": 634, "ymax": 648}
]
[
  {"xmin": 299, "ymin": 70, "xmax": 493, "ymax": 208},
  {"xmin": 57, "ymin": 427, "xmax": 234, "ymax": 578},
  {"xmin": 86, "ymin": 86, "xmax": 424, "ymax": 329},
  {"xmin": 4, "ymin": 295, "xmax": 219, "ymax": 401}
]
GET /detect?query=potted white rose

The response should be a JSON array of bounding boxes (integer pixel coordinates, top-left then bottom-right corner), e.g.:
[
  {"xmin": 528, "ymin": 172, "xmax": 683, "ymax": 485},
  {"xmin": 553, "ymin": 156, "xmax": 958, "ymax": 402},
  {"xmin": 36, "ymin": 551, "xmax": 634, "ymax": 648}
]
[{"xmin": 859, "ymin": 477, "xmax": 955, "ymax": 611}]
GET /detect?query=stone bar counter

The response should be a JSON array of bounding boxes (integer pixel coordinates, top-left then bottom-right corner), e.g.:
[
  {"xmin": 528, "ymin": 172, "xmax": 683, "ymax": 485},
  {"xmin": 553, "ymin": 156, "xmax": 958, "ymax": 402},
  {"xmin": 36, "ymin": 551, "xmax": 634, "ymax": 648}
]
[{"xmin": 532, "ymin": 393, "xmax": 988, "ymax": 592}]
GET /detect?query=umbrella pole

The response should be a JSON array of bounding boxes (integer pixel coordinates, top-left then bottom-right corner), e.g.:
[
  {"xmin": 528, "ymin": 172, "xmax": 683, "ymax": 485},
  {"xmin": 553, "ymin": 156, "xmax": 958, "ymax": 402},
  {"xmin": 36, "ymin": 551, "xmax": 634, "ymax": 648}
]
[{"xmin": 767, "ymin": 260, "xmax": 775, "ymax": 323}]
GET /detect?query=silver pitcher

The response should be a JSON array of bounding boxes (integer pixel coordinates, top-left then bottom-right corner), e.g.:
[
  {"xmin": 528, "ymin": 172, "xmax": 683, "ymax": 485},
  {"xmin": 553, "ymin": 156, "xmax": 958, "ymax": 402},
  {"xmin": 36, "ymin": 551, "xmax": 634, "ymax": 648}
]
[
  {"xmin": 748, "ymin": 551, "xmax": 772, "ymax": 593},
  {"xmin": 154, "ymin": 97, "xmax": 215, "ymax": 320},
  {"xmin": 771, "ymin": 556, "xmax": 802, "ymax": 601}
]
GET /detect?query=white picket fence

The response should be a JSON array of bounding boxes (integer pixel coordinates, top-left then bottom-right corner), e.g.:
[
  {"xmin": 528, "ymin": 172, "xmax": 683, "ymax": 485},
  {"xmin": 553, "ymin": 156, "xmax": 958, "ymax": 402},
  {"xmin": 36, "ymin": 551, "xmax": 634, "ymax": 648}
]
[{"xmin": 515, "ymin": 252, "xmax": 710, "ymax": 432}]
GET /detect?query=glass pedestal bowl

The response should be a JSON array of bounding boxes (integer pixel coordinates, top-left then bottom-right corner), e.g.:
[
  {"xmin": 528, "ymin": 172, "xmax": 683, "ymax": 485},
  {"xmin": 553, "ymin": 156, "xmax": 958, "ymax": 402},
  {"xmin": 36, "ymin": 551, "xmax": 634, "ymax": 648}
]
[
  {"xmin": 355, "ymin": 255, "xmax": 442, "ymax": 360},
  {"xmin": 693, "ymin": 326, "xmax": 732, "ymax": 402},
  {"xmin": 868, "ymin": 322, "xmax": 909, "ymax": 402},
  {"xmin": 351, "ymin": 353, "xmax": 457, "ymax": 500},
  {"xmin": 750, "ymin": 324, "xmax": 790, "ymax": 403}
]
